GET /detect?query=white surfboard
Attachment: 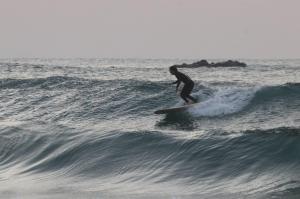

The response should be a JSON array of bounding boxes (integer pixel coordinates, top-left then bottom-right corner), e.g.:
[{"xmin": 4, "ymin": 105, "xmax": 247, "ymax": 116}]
[{"xmin": 154, "ymin": 102, "xmax": 200, "ymax": 114}]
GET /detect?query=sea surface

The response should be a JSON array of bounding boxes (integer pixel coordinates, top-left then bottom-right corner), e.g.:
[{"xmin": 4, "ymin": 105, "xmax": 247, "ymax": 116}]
[{"xmin": 0, "ymin": 58, "xmax": 300, "ymax": 199}]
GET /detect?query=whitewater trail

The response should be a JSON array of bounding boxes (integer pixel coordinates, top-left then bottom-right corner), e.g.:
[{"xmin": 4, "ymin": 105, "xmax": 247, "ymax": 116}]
[{"xmin": 188, "ymin": 86, "xmax": 259, "ymax": 117}]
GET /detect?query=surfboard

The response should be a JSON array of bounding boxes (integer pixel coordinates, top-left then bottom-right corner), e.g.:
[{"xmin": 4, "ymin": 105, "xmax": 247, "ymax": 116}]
[{"xmin": 154, "ymin": 102, "xmax": 200, "ymax": 114}]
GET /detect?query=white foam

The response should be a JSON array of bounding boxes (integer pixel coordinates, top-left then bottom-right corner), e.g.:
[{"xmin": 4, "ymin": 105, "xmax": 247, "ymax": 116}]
[{"xmin": 188, "ymin": 86, "xmax": 259, "ymax": 117}]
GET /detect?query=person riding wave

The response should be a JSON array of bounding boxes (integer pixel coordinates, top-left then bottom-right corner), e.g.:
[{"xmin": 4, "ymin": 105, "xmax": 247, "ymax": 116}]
[{"xmin": 169, "ymin": 66, "xmax": 197, "ymax": 104}]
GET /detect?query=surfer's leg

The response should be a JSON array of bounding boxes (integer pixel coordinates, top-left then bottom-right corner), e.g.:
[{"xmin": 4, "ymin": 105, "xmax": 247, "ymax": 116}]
[
  {"xmin": 182, "ymin": 83, "xmax": 197, "ymax": 103},
  {"xmin": 181, "ymin": 84, "xmax": 192, "ymax": 103},
  {"xmin": 180, "ymin": 92, "xmax": 189, "ymax": 103}
]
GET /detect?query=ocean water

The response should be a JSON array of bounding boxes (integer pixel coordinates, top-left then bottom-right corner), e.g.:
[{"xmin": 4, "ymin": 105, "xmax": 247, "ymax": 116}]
[{"xmin": 0, "ymin": 58, "xmax": 300, "ymax": 199}]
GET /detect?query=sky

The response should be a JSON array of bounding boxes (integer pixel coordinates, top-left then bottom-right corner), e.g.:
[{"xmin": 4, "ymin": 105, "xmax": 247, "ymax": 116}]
[{"xmin": 0, "ymin": 0, "xmax": 299, "ymax": 59}]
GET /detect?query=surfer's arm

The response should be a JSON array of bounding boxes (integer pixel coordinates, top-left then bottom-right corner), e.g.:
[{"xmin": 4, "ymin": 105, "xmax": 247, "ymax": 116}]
[
  {"xmin": 175, "ymin": 81, "xmax": 181, "ymax": 91},
  {"xmin": 171, "ymin": 80, "xmax": 180, "ymax": 91},
  {"xmin": 172, "ymin": 80, "xmax": 179, "ymax": 84}
]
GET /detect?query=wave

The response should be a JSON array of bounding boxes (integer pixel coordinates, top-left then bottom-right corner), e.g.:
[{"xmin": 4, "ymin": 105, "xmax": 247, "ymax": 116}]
[
  {"xmin": 1, "ymin": 126, "xmax": 300, "ymax": 182},
  {"xmin": 1, "ymin": 76, "xmax": 299, "ymax": 92},
  {"xmin": 253, "ymin": 82, "xmax": 300, "ymax": 102},
  {"xmin": 0, "ymin": 76, "xmax": 99, "ymax": 90},
  {"xmin": 0, "ymin": 76, "xmax": 299, "ymax": 119},
  {"xmin": 0, "ymin": 77, "xmax": 172, "ymax": 121},
  {"xmin": 186, "ymin": 83, "xmax": 300, "ymax": 117},
  {"xmin": 0, "ymin": 76, "xmax": 167, "ymax": 94}
]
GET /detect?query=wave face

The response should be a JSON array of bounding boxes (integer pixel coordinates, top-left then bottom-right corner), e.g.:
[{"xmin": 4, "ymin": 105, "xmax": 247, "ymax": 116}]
[{"xmin": 0, "ymin": 58, "xmax": 300, "ymax": 199}]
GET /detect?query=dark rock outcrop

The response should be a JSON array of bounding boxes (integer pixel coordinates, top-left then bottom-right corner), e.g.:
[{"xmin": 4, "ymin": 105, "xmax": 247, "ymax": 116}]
[{"xmin": 171, "ymin": 59, "xmax": 246, "ymax": 68}]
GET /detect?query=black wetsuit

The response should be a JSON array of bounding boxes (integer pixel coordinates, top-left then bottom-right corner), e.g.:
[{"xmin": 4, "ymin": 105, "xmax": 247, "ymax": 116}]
[{"xmin": 172, "ymin": 71, "xmax": 197, "ymax": 103}]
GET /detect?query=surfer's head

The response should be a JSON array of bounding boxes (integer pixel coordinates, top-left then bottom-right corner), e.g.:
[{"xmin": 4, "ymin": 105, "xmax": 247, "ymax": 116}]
[{"xmin": 169, "ymin": 66, "xmax": 178, "ymax": 75}]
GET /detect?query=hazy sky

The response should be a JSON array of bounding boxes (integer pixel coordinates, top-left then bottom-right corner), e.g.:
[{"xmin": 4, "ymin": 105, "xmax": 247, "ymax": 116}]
[{"xmin": 1, "ymin": 0, "xmax": 299, "ymax": 59}]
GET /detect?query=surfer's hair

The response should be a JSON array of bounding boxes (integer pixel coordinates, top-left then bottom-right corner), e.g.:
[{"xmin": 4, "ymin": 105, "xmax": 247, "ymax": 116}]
[{"xmin": 169, "ymin": 66, "xmax": 178, "ymax": 72}]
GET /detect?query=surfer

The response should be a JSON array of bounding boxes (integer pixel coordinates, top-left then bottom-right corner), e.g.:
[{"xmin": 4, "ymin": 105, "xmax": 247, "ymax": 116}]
[{"xmin": 169, "ymin": 66, "xmax": 197, "ymax": 104}]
